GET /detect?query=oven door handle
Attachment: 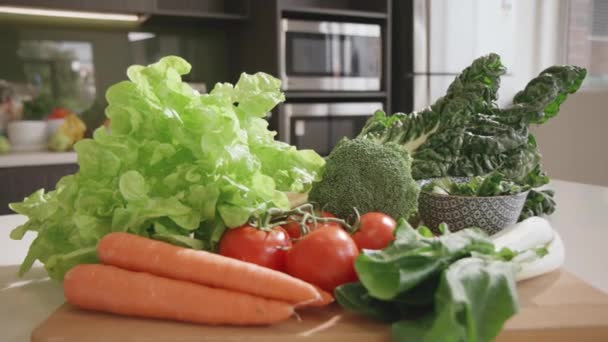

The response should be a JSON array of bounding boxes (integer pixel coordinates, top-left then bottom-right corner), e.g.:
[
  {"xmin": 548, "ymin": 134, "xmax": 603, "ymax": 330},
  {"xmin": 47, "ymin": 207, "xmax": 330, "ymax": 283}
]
[{"xmin": 282, "ymin": 103, "xmax": 383, "ymax": 117}]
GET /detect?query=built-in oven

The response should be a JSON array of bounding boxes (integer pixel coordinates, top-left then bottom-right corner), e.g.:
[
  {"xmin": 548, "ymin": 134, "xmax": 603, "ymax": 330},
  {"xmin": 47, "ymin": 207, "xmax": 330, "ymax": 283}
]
[
  {"xmin": 279, "ymin": 102, "xmax": 383, "ymax": 156},
  {"xmin": 280, "ymin": 19, "xmax": 382, "ymax": 91}
]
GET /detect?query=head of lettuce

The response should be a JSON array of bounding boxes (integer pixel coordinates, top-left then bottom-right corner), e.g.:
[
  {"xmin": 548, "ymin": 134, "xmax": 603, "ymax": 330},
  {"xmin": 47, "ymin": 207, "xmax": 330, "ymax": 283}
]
[{"xmin": 8, "ymin": 56, "xmax": 325, "ymax": 281}]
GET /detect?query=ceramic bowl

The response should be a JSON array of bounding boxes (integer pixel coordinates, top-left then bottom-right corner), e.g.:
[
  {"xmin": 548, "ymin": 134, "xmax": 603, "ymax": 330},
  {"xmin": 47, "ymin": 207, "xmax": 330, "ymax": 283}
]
[
  {"xmin": 7, "ymin": 120, "xmax": 48, "ymax": 152},
  {"xmin": 417, "ymin": 178, "xmax": 529, "ymax": 235}
]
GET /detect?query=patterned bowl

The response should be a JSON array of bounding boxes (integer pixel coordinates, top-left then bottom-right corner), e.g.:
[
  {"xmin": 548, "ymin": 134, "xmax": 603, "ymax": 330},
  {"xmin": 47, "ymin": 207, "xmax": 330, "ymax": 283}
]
[{"xmin": 417, "ymin": 178, "xmax": 529, "ymax": 235}]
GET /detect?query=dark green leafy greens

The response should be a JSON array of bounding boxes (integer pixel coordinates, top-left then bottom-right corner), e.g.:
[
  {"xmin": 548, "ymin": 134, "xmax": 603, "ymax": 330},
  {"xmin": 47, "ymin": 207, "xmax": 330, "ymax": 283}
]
[
  {"xmin": 421, "ymin": 171, "xmax": 527, "ymax": 197},
  {"xmin": 9, "ymin": 56, "xmax": 325, "ymax": 280},
  {"xmin": 335, "ymin": 219, "xmax": 519, "ymax": 342},
  {"xmin": 518, "ymin": 189, "xmax": 556, "ymax": 221},
  {"xmin": 22, "ymin": 95, "xmax": 54, "ymax": 120},
  {"xmin": 391, "ymin": 258, "xmax": 518, "ymax": 342},
  {"xmin": 358, "ymin": 53, "xmax": 586, "ymax": 218}
]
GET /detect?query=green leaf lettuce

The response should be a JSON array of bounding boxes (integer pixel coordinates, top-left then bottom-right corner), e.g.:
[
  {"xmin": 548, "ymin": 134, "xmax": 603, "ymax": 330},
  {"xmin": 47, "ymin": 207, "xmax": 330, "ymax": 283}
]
[{"xmin": 9, "ymin": 56, "xmax": 324, "ymax": 280}]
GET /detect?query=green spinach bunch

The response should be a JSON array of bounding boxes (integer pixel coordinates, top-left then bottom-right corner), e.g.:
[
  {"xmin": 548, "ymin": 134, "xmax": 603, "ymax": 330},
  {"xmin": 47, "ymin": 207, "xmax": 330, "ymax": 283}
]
[
  {"xmin": 421, "ymin": 171, "xmax": 527, "ymax": 197},
  {"xmin": 335, "ymin": 220, "xmax": 519, "ymax": 342}
]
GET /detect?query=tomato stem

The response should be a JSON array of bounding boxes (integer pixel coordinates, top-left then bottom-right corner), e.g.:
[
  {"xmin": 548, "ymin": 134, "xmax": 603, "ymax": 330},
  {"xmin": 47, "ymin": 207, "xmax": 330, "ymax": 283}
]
[{"xmin": 247, "ymin": 203, "xmax": 354, "ymax": 234}]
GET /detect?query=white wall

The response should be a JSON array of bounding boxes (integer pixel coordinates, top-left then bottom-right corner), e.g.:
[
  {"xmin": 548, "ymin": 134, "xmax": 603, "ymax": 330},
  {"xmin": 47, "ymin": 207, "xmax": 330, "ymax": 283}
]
[
  {"xmin": 533, "ymin": 90, "xmax": 608, "ymax": 186},
  {"xmin": 427, "ymin": 0, "xmax": 566, "ymax": 105}
]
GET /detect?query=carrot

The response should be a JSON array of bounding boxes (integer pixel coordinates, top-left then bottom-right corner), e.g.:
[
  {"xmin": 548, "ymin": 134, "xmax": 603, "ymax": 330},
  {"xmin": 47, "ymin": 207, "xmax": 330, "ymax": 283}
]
[
  {"xmin": 64, "ymin": 264, "xmax": 294, "ymax": 325},
  {"xmin": 97, "ymin": 232, "xmax": 320, "ymax": 305},
  {"xmin": 306, "ymin": 286, "xmax": 335, "ymax": 307}
]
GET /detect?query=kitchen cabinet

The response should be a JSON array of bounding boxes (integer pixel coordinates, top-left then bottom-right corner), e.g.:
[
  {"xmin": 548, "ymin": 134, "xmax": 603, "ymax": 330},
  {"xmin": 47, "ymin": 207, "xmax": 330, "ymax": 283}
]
[
  {"xmin": 0, "ymin": 0, "xmax": 250, "ymax": 20},
  {"xmin": 0, "ymin": 153, "xmax": 78, "ymax": 215},
  {"xmin": 0, "ymin": 0, "xmax": 153, "ymax": 14}
]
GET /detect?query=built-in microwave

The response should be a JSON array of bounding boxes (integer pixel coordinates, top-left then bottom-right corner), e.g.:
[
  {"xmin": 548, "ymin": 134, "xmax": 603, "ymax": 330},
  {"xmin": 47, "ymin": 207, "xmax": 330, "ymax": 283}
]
[
  {"xmin": 280, "ymin": 19, "xmax": 382, "ymax": 91},
  {"xmin": 279, "ymin": 102, "xmax": 383, "ymax": 156}
]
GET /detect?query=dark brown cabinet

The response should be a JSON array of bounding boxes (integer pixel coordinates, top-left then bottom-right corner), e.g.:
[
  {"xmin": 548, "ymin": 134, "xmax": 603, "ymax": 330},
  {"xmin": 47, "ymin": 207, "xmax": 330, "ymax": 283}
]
[
  {"xmin": 0, "ymin": 0, "xmax": 397, "ymax": 211},
  {"xmin": 0, "ymin": 164, "xmax": 78, "ymax": 215},
  {"xmin": 0, "ymin": 0, "xmax": 250, "ymax": 19}
]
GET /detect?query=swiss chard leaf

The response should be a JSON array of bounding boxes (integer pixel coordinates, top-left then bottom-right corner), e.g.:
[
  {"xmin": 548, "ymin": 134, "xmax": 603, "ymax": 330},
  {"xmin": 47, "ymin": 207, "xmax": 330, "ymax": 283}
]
[
  {"xmin": 359, "ymin": 53, "xmax": 585, "ymax": 218},
  {"xmin": 519, "ymin": 189, "xmax": 556, "ymax": 221}
]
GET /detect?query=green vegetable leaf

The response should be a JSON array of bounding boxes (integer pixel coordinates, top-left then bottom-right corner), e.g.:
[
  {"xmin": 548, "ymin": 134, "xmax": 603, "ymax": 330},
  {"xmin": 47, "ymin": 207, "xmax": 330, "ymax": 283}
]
[
  {"xmin": 119, "ymin": 170, "xmax": 148, "ymax": 201},
  {"xmin": 421, "ymin": 171, "xmax": 527, "ymax": 197},
  {"xmin": 519, "ymin": 189, "xmax": 556, "ymax": 221},
  {"xmin": 393, "ymin": 258, "xmax": 518, "ymax": 342},
  {"xmin": 359, "ymin": 53, "xmax": 585, "ymax": 218},
  {"xmin": 355, "ymin": 221, "xmax": 495, "ymax": 300},
  {"xmin": 334, "ymin": 282, "xmax": 402, "ymax": 322},
  {"xmin": 8, "ymin": 56, "xmax": 324, "ymax": 280},
  {"xmin": 338, "ymin": 220, "xmax": 519, "ymax": 342}
]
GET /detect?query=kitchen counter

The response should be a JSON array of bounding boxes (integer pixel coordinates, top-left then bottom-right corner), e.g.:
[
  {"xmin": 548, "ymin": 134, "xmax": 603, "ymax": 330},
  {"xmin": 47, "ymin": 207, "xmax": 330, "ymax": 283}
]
[
  {"xmin": 1, "ymin": 179, "xmax": 607, "ymax": 342},
  {"xmin": 0, "ymin": 152, "xmax": 77, "ymax": 168}
]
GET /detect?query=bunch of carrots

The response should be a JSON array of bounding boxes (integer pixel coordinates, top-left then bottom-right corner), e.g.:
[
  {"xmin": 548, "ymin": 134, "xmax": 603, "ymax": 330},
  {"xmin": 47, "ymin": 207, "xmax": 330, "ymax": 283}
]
[{"xmin": 64, "ymin": 232, "xmax": 333, "ymax": 326}]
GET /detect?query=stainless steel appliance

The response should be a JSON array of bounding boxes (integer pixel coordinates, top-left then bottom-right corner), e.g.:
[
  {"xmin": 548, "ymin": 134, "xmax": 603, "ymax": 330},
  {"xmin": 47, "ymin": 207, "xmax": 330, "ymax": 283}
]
[
  {"xmin": 279, "ymin": 102, "xmax": 383, "ymax": 155},
  {"xmin": 280, "ymin": 19, "xmax": 382, "ymax": 91}
]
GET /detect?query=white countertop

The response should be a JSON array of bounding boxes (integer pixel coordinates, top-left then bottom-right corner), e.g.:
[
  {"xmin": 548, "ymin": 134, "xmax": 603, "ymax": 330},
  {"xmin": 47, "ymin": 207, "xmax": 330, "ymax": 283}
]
[
  {"xmin": 0, "ymin": 151, "xmax": 77, "ymax": 168},
  {"xmin": 1, "ymin": 179, "xmax": 607, "ymax": 341}
]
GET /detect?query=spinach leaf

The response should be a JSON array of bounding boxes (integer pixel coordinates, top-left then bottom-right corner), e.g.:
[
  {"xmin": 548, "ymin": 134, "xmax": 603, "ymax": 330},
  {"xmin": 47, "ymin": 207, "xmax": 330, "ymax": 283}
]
[
  {"xmin": 334, "ymin": 282, "xmax": 402, "ymax": 322},
  {"xmin": 392, "ymin": 258, "xmax": 518, "ymax": 342},
  {"xmin": 354, "ymin": 219, "xmax": 495, "ymax": 300},
  {"xmin": 336, "ymin": 219, "xmax": 520, "ymax": 342}
]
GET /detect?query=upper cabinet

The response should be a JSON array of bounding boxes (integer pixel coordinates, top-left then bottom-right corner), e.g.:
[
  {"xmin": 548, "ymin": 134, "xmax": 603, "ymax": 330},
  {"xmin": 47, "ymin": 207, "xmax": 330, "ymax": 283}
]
[
  {"xmin": 279, "ymin": 0, "xmax": 389, "ymax": 21},
  {"xmin": 0, "ymin": 0, "xmax": 250, "ymax": 20},
  {"xmin": 150, "ymin": 0, "xmax": 249, "ymax": 20}
]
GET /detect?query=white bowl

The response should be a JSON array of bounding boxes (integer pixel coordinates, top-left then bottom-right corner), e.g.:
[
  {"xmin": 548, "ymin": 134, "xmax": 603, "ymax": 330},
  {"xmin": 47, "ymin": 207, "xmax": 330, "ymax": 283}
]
[{"xmin": 7, "ymin": 120, "xmax": 48, "ymax": 152}]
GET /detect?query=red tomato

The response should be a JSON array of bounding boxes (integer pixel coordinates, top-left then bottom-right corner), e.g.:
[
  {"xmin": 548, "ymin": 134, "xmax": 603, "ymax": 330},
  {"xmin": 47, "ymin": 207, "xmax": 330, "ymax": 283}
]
[
  {"xmin": 284, "ymin": 211, "xmax": 339, "ymax": 239},
  {"xmin": 47, "ymin": 107, "xmax": 70, "ymax": 119},
  {"xmin": 285, "ymin": 225, "xmax": 359, "ymax": 291},
  {"xmin": 218, "ymin": 225, "xmax": 291, "ymax": 271},
  {"xmin": 283, "ymin": 219, "xmax": 304, "ymax": 239},
  {"xmin": 352, "ymin": 212, "xmax": 396, "ymax": 250}
]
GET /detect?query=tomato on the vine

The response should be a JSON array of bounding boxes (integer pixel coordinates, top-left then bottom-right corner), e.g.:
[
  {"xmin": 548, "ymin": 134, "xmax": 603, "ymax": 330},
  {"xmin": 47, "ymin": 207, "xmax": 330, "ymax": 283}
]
[
  {"xmin": 218, "ymin": 225, "xmax": 291, "ymax": 271},
  {"xmin": 283, "ymin": 211, "xmax": 339, "ymax": 239},
  {"xmin": 352, "ymin": 212, "xmax": 396, "ymax": 250},
  {"xmin": 285, "ymin": 225, "xmax": 359, "ymax": 291}
]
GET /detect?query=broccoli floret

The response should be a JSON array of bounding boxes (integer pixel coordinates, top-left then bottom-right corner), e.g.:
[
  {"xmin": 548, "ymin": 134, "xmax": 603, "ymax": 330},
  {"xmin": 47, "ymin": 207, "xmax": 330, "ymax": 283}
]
[{"xmin": 308, "ymin": 138, "xmax": 420, "ymax": 220}]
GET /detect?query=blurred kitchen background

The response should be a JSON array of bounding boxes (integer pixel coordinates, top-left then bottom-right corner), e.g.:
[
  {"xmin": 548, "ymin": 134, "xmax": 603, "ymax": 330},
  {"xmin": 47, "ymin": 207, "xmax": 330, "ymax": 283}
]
[{"xmin": 0, "ymin": 0, "xmax": 606, "ymax": 213}]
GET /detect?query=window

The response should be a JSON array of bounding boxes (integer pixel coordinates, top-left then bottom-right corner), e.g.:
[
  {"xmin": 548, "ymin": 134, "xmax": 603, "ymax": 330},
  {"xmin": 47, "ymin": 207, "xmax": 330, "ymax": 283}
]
[
  {"xmin": 17, "ymin": 40, "xmax": 95, "ymax": 113},
  {"xmin": 567, "ymin": 0, "xmax": 608, "ymax": 88}
]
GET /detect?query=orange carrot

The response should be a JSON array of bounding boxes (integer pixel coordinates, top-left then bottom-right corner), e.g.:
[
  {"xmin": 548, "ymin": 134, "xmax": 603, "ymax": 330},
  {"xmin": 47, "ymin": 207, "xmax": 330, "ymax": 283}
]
[
  {"xmin": 97, "ymin": 232, "xmax": 320, "ymax": 305},
  {"xmin": 64, "ymin": 264, "xmax": 294, "ymax": 325},
  {"xmin": 306, "ymin": 286, "xmax": 335, "ymax": 307}
]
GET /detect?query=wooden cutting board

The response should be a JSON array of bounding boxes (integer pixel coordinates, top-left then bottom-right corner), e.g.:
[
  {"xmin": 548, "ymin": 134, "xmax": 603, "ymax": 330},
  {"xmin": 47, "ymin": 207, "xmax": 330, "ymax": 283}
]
[{"xmin": 31, "ymin": 270, "xmax": 608, "ymax": 342}]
